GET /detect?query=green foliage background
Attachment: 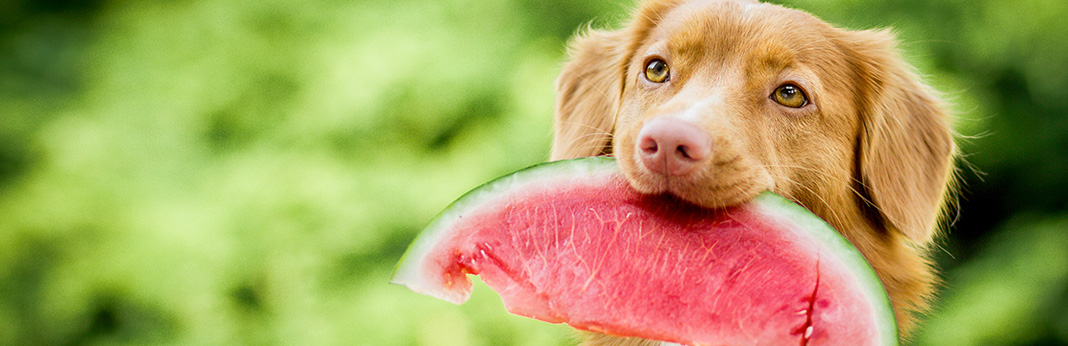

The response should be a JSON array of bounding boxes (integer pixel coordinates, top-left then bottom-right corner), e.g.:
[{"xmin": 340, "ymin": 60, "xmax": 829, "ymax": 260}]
[{"xmin": 1, "ymin": 0, "xmax": 1066, "ymax": 345}]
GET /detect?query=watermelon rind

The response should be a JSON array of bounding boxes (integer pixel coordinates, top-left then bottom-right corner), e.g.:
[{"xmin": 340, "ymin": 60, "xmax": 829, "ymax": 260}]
[
  {"xmin": 390, "ymin": 157, "xmax": 898, "ymax": 345},
  {"xmin": 750, "ymin": 192, "xmax": 899, "ymax": 346},
  {"xmin": 390, "ymin": 157, "xmax": 618, "ymax": 303}
]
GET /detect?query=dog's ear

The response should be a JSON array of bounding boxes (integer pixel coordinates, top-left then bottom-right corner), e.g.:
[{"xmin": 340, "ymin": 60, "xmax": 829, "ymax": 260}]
[
  {"xmin": 847, "ymin": 29, "xmax": 956, "ymax": 245},
  {"xmin": 550, "ymin": 29, "xmax": 628, "ymax": 160}
]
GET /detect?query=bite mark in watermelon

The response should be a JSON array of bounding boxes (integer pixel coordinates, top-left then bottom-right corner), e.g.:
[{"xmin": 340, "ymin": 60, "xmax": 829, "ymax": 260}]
[{"xmin": 391, "ymin": 157, "xmax": 898, "ymax": 346}]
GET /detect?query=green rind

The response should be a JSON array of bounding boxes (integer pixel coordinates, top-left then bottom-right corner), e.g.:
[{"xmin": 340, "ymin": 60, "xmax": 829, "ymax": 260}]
[
  {"xmin": 391, "ymin": 157, "xmax": 897, "ymax": 345},
  {"xmin": 389, "ymin": 157, "xmax": 618, "ymax": 302},
  {"xmin": 752, "ymin": 192, "xmax": 899, "ymax": 346}
]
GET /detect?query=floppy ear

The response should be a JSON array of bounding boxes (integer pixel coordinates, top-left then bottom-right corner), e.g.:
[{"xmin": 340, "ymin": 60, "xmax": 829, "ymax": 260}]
[
  {"xmin": 550, "ymin": 29, "xmax": 628, "ymax": 160},
  {"xmin": 848, "ymin": 30, "xmax": 957, "ymax": 245}
]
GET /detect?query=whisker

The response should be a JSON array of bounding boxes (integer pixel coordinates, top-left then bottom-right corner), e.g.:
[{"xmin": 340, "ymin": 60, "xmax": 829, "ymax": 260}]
[
  {"xmin": 779, "ymin": 177, "xmax": 852, "ymax": 231},
  {"xmin": 761, "ymin": 164, "xmax": 880, "ymax": 203},
  {"xmin": 558, "ymin": 120, "xmax": 615, "ymax": 138},
  {"xmin": 556, "ymin": 122, "xmax": 615, "ymax": 157},
  {"xmin": 753, "ymin": 163, "xmax": 878, "ymax": 231},
  {"xmin": 757, "ymin": 163, "xmax": 876, "ymax": 205}
]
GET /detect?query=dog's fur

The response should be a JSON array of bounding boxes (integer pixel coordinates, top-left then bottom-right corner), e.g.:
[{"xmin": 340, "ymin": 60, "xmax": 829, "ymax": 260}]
[{"xmin": 550, "ymin": 0, "xmax": 956, "ymax": 344}]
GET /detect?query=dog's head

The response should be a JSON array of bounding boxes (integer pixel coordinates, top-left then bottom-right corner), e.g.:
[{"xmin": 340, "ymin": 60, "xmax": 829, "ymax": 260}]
[{"xmin": 551, "ymin": 0, "xmax": 955, "ymax": 246}]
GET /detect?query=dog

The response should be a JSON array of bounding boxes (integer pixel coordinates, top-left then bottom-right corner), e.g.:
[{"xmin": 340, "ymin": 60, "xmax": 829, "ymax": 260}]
[{"xmin": 549, "ymin": 0, "xmax": 957, "ymax": 344}]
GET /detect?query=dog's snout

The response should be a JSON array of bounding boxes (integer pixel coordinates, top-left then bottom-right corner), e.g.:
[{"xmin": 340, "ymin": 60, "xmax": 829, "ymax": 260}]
[{"xmin": 636, "ymin": 117, "xmax": 711, "ymax": 176}]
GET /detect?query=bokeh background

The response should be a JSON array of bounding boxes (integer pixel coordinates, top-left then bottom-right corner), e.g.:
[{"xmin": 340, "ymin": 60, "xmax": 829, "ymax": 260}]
[{"xmin": 2, "ymin": 0, "xmax": 1066, "ymax": 345}]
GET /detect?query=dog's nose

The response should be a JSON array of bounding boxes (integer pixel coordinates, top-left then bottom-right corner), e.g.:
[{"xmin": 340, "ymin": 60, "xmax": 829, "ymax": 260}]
[{"xmin": 636, "ymin": 117, "xmax": 712, "ymax": 176}]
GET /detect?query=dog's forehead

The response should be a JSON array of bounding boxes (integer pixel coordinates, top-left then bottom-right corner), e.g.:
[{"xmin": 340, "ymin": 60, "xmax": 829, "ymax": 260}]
[{"xmin": 645, "ymin": 0, "xmax": 839, "ymax": 64}]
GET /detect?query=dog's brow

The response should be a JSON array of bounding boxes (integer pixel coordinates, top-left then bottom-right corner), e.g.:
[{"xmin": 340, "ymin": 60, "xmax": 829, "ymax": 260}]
[
  {"xmin": 746, "ymin": 46, "xmax": 796, "ymax": 77},
  {"xmin": 666, "ymin": 24, "xmax": 719, "ymax": 61}
]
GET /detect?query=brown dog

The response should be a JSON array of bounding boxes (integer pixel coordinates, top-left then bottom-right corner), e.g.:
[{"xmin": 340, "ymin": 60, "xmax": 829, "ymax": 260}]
[{"xmin": 550, "ymin": 0, "xmax": 957, "ymax": 344}]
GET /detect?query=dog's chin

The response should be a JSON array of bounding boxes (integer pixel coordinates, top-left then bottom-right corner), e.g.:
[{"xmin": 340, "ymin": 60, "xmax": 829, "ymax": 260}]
[{"xmin": 617, "ymin": 158, "xmax": 775, "ymax": 210}]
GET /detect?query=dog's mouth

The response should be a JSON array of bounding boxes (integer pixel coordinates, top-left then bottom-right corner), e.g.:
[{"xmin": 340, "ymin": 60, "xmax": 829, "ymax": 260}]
[
  {"xmin": 613, "ymin": 152, "xmax": 775, "ymax": 210},
  {"xmin": 639, "ymin": 171, "xmax": 771, "ymax": 210}
]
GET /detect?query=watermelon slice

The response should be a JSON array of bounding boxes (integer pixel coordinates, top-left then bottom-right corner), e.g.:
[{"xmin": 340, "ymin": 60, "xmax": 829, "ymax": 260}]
[{"xmin": 391, "ymin": 157, "xmax": 898, "ymax": 346}]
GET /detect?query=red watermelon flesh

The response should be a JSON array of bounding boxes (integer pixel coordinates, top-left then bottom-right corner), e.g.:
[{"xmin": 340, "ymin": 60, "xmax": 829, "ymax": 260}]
[{"xmin": 391, "ymin": 157, "xmax": 897, "ymax": 346}]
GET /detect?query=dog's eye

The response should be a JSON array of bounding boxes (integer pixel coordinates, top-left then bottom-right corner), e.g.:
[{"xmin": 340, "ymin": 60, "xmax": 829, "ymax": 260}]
[
  {"xmin": 772, "ymin": 84, "xmax": 808, "ymax": 108},
  {"xmin": 644, "ymin": 59, "xmax": 670, "ymax": 83}
]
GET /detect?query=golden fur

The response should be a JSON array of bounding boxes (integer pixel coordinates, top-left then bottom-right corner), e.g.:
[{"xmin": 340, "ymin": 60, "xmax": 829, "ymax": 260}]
[{"xmin": 550, "ymin": 0, "xmax": 956, "ymax": 344}]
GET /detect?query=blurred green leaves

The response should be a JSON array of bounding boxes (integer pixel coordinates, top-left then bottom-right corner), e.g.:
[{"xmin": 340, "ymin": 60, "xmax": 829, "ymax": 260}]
[
  {"xmin": 1, "ymin": 0, "xmax": 1066, "ymax": 345},
  {"xmin": 0, "ymin": 0, "xmax": 631, "ymax": 344},
  {"xmin": 919, "ymin": 217, "xmax": 1068, "ymax": 346}
]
